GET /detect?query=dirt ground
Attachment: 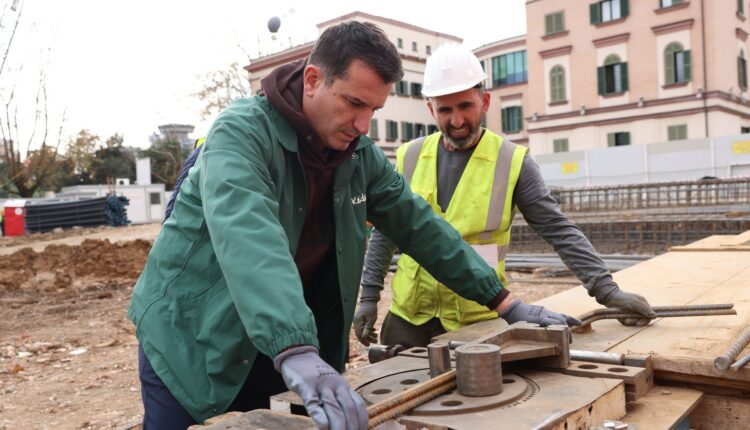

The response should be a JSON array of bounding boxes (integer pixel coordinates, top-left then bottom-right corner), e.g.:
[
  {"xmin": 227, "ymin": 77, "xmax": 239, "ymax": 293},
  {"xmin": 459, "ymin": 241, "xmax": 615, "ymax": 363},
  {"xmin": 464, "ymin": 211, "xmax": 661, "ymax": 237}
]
[{"xmin": 0, "ymin": 224, "xmax": 579, "ymax": 429}]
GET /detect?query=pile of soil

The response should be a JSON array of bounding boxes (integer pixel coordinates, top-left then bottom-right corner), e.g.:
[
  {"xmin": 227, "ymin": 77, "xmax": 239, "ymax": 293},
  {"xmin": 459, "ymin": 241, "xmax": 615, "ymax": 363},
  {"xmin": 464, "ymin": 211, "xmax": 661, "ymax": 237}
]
[{"xmin": 0, "ymin": 239, "xmax": 152, "ymax": 294}]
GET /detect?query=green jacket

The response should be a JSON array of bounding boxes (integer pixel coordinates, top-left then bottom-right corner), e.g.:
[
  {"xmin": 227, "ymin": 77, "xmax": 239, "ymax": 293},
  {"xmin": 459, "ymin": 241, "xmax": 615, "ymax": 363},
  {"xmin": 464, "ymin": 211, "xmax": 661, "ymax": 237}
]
[{"xmin": 128, "ymin": 97, "xmax": 503, "ymax": 422}]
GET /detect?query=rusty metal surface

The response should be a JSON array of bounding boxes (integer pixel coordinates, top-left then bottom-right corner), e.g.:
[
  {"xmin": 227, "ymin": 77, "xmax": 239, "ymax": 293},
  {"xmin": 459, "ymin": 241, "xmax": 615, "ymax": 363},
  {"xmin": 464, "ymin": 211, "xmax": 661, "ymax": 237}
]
[
  {"xmin": 427, "ymin": 342, "xmax": 451, "ymax": 378},
  {"xmin": 360, "ymin": 369, "xmax": 531, "ymax": 415},
  {"xmin": 397, "ymin": 371, "xmax": 625, "ymax": 430},
  {"xmin": 455, "ymin": 344, "xmax": 503, "ymax": 397}
]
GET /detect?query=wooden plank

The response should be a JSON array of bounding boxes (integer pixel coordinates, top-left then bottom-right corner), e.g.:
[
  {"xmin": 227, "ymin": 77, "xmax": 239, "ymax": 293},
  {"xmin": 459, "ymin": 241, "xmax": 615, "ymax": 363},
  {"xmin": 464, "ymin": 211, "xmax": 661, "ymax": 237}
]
[
  {"xmin": 535, "ymin": 249, "xmax": 750, "ymax": 358},
  {"xmin": 609, "ymin": 264, "xmax": 750, "ymax": 382},
  {"xmin": 188, "ymin": 409, "xmax": 314, "ymax": 430},
  {"xmin": 622, "ymin": 386, "xmax": 702, "ymax": 430},
  {"xmin": 670, "ymin": 231, "xmax": 750, "ymax": 251},
  {"xmin": 690, "ymin": 394, "xmax": 750, "ymax": 430}
]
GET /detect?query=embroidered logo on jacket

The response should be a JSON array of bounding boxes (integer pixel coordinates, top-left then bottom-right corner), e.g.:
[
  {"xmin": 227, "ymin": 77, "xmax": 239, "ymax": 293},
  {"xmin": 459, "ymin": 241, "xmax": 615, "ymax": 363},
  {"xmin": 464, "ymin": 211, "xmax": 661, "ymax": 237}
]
[{"xmin": 351, "ymin": 194, "xmax": 367, "ymax": 206}]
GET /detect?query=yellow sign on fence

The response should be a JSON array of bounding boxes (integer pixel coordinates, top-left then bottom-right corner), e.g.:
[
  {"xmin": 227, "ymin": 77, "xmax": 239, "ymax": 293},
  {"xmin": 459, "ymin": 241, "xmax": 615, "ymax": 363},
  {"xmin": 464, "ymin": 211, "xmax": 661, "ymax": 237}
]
[
  {"xmin": 562, "ymin": 162, "xmax": 579, "ymax": 174},
  {"xmin": 733, "ymin": 141, "xmax": 750, "ymax": 155}
]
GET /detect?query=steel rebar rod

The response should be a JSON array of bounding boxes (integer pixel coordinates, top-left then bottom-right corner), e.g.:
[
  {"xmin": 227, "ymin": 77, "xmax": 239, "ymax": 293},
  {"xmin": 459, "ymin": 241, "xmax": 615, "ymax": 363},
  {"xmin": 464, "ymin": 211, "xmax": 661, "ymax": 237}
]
[
  {"xmin": 730, "ymin": 351, "xmax": 750, "ymax": 372},
  {"xmin": 578, "ymin": 304, "xmax": 734, "ymax": 323},
  {"xmin": 367, "ymin": 369, "xmax": 456, "ymax": 428},
  {"xmin": 714, "ymin": 326, "xmax": 750, "ymax": 370},
  {"xmin": 583, "ymin": 309, "xmax": 736, "ymax": 325}
]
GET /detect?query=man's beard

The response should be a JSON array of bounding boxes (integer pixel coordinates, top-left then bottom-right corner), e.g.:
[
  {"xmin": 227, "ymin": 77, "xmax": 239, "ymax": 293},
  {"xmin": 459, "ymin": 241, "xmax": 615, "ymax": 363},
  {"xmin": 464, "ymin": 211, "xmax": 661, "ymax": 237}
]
[{"xmin": 440, "ymin": 116, "xmax": 484, "ymax": 150}]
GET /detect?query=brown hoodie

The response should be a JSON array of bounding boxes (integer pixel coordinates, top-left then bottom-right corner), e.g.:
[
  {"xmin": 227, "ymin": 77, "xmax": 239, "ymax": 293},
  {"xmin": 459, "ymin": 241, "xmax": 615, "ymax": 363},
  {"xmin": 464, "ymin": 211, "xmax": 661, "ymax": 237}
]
[{"xmin": 260, "ymin": 59, "xmax": 357, "ymax": 304}]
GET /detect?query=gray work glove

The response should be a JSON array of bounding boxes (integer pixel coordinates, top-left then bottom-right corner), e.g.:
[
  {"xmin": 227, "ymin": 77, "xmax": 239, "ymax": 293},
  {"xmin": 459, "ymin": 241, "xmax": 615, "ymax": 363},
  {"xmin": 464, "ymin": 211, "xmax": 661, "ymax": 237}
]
[
  {"xmin": 596, "ymin": 283, "xmax": 657, "ymax": 326},
  {"xmin": 500, "ymin": 299, "xmax": 582, "ymax": 328},
  {"xmin": 274, "ymin": 346, "xmax": 367, "ymax": 430},
  {"xmin": 353, "ymin": 284, "xmax": 381, "ymax": 346}
]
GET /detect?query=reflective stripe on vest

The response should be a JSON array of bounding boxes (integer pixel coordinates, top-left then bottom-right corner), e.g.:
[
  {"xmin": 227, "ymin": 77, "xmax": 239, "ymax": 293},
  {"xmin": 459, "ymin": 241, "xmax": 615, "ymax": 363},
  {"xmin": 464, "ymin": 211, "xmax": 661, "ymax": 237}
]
[{"xmin": 400, "ymin": 133, "xmax": 520, "ymax": 237}]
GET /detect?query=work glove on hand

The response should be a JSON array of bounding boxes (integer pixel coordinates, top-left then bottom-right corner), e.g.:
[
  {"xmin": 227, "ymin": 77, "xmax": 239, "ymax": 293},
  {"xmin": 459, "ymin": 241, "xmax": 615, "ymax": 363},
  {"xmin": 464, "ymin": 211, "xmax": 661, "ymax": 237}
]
[
  {"xmin": 353, "ymin": 284, "xmax": 381, "ymax": 346},
  {"xmin": 274, "ymin": 346, "xmax": 368, "ymax": 430},
  {"xmin": 500, "ymin": 299, "xmax": 582, "ymax": 328},
  {"xmin": 597, "ymin": 283, "xmax": 657, "ymax": 326}
]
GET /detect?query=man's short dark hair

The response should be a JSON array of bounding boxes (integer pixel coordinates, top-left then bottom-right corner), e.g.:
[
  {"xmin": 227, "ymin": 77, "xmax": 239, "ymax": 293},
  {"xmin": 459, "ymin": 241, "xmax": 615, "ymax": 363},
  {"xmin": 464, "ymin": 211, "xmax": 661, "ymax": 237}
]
[{"xmin": 308, "ymin": 21, "xmax": 404, "ymax": 86}]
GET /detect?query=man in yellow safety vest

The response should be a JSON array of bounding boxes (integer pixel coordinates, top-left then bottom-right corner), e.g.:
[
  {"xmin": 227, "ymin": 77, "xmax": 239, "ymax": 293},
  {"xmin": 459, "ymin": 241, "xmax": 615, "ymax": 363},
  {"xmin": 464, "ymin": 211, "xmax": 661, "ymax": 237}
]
[{"xmin": 354, "ymin": 44, "xmax": 656, "ymax": 348}]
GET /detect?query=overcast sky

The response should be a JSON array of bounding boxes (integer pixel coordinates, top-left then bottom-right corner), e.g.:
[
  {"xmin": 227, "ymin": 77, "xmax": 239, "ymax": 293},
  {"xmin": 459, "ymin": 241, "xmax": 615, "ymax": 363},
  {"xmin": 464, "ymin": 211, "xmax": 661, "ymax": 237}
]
[{"xmin": 2, "ymin": 0, "xmax": 526, "ymax": 150}]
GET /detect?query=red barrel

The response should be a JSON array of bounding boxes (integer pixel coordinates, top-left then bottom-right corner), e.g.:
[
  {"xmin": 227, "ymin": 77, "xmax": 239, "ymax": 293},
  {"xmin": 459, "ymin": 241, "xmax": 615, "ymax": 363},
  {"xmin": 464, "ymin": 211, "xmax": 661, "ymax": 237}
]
[{"xmin": 3, "ymin": 200, "xmax": 26, "ymax": 236}]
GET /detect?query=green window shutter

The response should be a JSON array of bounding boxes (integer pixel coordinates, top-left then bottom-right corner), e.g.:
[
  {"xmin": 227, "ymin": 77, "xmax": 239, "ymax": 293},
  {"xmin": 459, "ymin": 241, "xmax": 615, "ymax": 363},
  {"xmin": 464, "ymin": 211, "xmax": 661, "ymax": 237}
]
[
  {"xmin": 623, "ymin": 132, "xmax": 631, "ymax": 146},
  {"xmin": 501, "ymin": 108, "xmax": 508, "ymax": 132},
  {"xmin": 515, "ymin": 107, "xmax": 523, "ymax": 132},
  {"xmin": 682, "ymin": 50, "xmax": 691, "ymax": 81},
  {"xmin": 668, "ymin": 126, "xmax": 676, "ymax": 141},
  {"xmin": 740, "ymin": 56, "xmax": 748, "ymax": 90},
  {"xmin": 370, "ymin": 119, "xmax": 379, "ymax": 140},
  {"xmin": 545, "ymin": 14, "xmax": 553, "ymax": 34},
  {"xmin": 620, "ymin": 0, "xmax": 630, "ymax": 17},
  {"xmin": 597, "ymin": 66, "xmax": 606, "ymax": 95},
  {"xmin": 607, "ymin": 133, "xmax": 615, "ymax": 147},
  {"xmin": 620, "ymin": 62, "xmax": 629, "ymax": 92},
  {"xmin": 590, "ymin": 2, "xmax": 601, "ymax": 24},
  {"xmin": 665, "ymin": 50, "xmax": 676, "ymax": 85}
]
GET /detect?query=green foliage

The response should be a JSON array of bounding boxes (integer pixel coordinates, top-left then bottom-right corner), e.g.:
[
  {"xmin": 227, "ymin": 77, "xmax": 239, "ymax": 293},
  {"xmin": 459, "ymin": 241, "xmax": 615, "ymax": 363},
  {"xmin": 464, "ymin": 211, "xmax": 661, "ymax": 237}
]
[
  {"xmin": 89, "ymin": 133, "xmax": 136, "ymax": 184},
  {"xmin": 143, "ymin": 137, "xmax": 189, "ymax": 190}
]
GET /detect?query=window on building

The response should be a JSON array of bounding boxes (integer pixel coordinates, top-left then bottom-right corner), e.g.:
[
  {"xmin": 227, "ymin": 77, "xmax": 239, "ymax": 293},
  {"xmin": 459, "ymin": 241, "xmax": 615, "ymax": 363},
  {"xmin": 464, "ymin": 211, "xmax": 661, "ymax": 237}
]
[
  {"xmin": 607, "ymin": 131, "xmax": 631, "ymax": 147},
  {"xmin": 386, "ymin": 120, "xmax": 398, "ymax": 141},
  {"xmin": 664, "ymin": 42, "xmax": 691, "ymax": 85},
  {"xmin": 590, "ymin": 0, "xmax": 629, "ymax": 24},
  {"xmin": 549, "ymin": 65, "xmax": 567, "ymax": 103},
  {"xmin": 427, "ymin": 124, "xmax": 439, "ymax": 135},
  {"xmin": 545, "ymin": 11, "xmax": 565, "ymax": 35},
  {"xmin": 369, "ymin": 119, "xmax": 379, "ymax": 140},
  {"xmin": 553, "ymin": 138, "xmax": 569, "ymax": 153},
  {"xmin": 742, "ymin": 126, "xmax": 750, "ymax": 134},
  {"xmin": 397, "ymin": 38, "xmax": 403, "ymax": 48},
  {"xmin": 598, "ymin": 54, "xmax": 628, "ymax": 95},
  {"xmin": 501, "ymin": 106, "xmax": 523, "ymax": 134},
  {"xmin": 426, "ymin": 45, "xmax": 432, "ymax": 55},
  {"xmin": 412, "ymin": 41, "xmax": 418, "ymax": 52},
  {"xmin": 414, "ymin": 123, "xmax": 426, "ymax": 137},
  {"xmin": 739, "ymin": 0, "xmax": 745, "ymax": 15},
  {"xmin": 491, "ymin": 51, "xmax": 528, "ymax": 87},
  {"xmin": 400, "ymin": 122, "xmax": 414, "ymax": 142},
  {"xmin": 660, "ymin": 0, "xmax": 684, "ymax": 7},
  {"xmin": 667, "ymin": 124, "xmax": 687, "ymax": 141},
  {"xmin": 410, "ymin": 82, "xmax": 423, "ymax": 97},
  {"xmin": 150, "ymin": 192, "xmax": 162, "ymax": 205},
  {"xmin": 395, "ymin": 80, "xmax": 409, "ymax": 96},
  {"xmin": 739, "ymin": 50, "xmax": 748, "ymax": 91}
]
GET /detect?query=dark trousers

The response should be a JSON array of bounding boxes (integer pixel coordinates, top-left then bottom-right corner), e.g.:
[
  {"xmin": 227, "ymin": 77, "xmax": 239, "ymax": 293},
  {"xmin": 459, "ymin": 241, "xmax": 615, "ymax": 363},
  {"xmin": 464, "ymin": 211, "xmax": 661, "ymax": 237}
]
[
  {"xmin": 380, "ymin": 311, "xmax": 448, "ymax": 348},
  {"xmin": 138, "ymin": 345, "xmax": 287, "ymax": 429}
]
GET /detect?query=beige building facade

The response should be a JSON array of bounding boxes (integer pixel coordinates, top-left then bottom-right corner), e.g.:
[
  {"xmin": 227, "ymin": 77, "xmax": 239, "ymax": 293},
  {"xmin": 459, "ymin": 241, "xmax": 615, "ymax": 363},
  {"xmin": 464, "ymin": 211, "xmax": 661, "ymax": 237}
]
[
  {"xmin": 246, "ymin": 3, "xmax": 750, "ymax": 160},
  {"xmin": 525, "ymin": 0, "xmax": 750, "ymax": 154},
  {"xmin": 245, "ymin": 11, "xmax": 461, "ymax": 161}
]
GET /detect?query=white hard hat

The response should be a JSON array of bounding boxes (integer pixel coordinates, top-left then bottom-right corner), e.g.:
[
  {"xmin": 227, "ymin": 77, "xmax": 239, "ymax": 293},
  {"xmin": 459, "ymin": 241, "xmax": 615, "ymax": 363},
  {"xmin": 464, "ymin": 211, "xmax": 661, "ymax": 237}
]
[{"xmin": 422, "ymin": 43, "xmax": 487, "ymax": 97}]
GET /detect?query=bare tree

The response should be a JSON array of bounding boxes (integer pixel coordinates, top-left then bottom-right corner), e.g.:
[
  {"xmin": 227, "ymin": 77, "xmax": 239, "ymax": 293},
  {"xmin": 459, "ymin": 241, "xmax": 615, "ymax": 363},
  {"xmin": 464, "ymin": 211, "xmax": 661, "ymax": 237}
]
[
  {"xmin": 192, "ymin": 61, "xmax": 252, "ymax": 120},
  {"xmin": 0, "ymin": 1, "xmax": 67, "ymax": 197}
]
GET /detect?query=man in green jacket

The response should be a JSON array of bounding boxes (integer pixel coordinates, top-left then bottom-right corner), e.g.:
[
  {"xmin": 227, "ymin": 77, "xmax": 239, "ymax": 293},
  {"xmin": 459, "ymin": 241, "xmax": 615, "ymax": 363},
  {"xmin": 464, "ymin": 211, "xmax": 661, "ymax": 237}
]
[{"xmin": 129, "ymin": 21, "xmax": 578, "ymax": 430}]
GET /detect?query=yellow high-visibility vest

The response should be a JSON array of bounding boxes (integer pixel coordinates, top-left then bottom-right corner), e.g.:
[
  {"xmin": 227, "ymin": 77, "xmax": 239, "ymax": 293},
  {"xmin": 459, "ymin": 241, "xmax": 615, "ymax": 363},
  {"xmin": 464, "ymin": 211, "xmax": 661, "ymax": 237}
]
[{"xmin": 391, "ymin": 129, "xmax": 527, "ymax": 331}]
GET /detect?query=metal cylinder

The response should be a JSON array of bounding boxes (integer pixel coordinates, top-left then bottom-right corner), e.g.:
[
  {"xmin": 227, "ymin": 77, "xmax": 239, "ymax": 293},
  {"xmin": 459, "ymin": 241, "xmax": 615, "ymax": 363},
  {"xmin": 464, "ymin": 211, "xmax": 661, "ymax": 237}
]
[
  {"xmin": 570, "ymin": 349, "xmax": 624, "ymax": 365},
  {"xmin": 455, "ymin": 343, "xmax": 502, "ymax": 397},
  {"xmin": 427, "ymin": 342, "xmax": 451, "ymax": 378}
]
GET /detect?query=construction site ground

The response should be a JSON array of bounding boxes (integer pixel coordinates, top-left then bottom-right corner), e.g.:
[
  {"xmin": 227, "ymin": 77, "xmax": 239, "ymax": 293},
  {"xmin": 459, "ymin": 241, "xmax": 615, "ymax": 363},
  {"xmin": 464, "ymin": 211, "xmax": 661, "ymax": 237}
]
[{"xmin": 0, "ymin": 224, "xmax": 580, "ymax": 430}]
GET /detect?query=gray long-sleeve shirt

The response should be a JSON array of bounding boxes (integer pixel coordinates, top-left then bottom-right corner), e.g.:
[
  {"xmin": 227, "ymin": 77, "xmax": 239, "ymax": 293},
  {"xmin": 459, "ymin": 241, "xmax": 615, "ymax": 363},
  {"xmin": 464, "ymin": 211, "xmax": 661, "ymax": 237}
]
[{"xmin": 361, "ymin": 148, "xmax": 616, "ymax": 301}]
